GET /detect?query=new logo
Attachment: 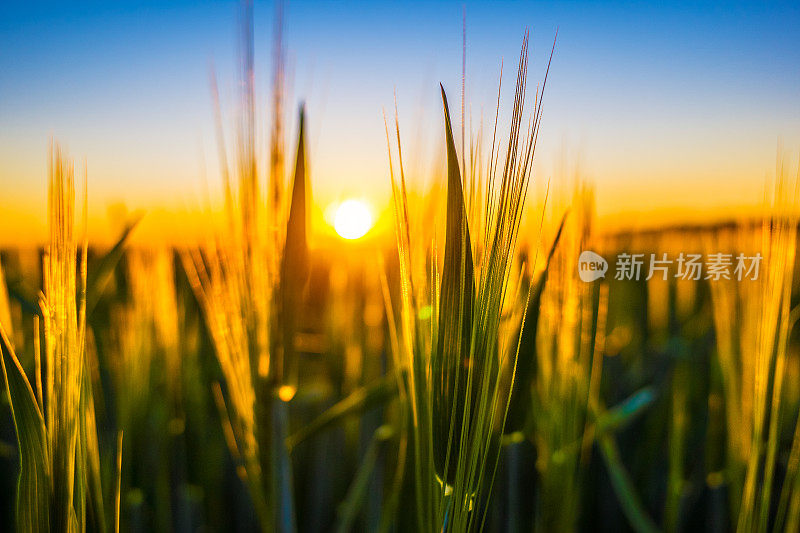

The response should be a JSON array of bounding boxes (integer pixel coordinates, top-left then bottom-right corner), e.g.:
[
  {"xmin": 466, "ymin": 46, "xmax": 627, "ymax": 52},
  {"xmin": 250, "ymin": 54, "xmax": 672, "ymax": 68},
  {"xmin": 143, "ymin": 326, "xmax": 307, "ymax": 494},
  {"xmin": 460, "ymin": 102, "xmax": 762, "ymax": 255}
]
[{"xmin": 578, "ymin": 251, "xmax": 608, "ymax": 282}]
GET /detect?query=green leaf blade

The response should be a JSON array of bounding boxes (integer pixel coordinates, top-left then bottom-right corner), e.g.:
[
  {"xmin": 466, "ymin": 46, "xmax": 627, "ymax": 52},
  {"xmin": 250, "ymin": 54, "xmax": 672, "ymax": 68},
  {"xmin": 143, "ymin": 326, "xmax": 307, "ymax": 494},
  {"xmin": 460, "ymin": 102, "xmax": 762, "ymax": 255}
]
[
  {"xmin": 0, "ymin": 327, "xmax": 50, "ymax": 532},
  {"xmin": 433, "ymin": 85, "xmax": 476, "ymax": 485}
]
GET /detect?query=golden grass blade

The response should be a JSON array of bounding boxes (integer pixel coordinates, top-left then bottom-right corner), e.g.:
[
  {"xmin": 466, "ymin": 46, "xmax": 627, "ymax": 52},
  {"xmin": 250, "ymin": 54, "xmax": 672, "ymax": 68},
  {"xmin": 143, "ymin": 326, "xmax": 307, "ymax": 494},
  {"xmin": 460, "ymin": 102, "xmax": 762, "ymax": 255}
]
[
  {"xmin": 0, "ymin": 143, "xmax": 108, "ymax": 531},
  {"xmin": 115, "ymin": 431, "xmax": 122, "ymax": 533},
  {"xmin": 0, "ymin": 259, "xmax": 13, "ymax": 345}
]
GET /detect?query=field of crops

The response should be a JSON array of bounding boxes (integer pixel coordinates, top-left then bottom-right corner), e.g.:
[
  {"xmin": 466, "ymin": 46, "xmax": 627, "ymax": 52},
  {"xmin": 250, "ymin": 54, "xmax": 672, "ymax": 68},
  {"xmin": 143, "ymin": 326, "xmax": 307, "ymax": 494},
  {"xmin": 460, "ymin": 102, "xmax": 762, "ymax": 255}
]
[{"xmin": 2, "ymin": 2, "xmax": 800, "ymax": 532}]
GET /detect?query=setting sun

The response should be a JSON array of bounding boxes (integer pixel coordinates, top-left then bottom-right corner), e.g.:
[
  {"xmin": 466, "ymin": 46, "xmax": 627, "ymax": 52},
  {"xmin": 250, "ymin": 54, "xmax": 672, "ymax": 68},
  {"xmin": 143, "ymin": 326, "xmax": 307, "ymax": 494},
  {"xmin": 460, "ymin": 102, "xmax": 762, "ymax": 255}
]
[{"xmin": 332, "ymin": 199, "xmax": 373, "ymax": 240}]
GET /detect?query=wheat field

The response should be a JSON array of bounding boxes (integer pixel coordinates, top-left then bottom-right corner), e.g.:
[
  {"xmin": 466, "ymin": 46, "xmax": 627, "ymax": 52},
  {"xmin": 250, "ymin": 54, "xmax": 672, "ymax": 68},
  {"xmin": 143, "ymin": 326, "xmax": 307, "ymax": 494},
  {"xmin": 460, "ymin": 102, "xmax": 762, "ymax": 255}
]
[{"xmin": 2, "ymin": 2, "xmax": 800, "ymax": 532}]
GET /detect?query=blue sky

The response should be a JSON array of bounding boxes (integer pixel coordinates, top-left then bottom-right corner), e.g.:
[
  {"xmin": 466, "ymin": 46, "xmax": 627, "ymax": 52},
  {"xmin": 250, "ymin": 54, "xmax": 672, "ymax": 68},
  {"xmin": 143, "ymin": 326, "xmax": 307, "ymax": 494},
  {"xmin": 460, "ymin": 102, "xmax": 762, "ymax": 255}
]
[{"xmin": 1, "ymin": 1, "xmax": 799, "ymax": 240}]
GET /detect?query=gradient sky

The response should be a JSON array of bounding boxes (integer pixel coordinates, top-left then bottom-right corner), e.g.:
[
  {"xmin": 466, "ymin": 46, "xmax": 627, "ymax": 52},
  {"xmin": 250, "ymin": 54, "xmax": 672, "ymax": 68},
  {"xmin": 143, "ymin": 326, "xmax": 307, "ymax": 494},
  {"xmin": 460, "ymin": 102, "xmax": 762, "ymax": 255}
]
[{"xmin": 1, "ymin": 1, "xmax": 799, "ymax": 243}]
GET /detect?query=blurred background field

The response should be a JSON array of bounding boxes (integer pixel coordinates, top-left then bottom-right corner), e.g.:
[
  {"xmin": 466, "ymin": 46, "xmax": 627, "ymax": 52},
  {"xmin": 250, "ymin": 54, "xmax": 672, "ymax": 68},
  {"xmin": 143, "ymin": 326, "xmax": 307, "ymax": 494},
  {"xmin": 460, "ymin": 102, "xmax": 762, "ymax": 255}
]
[{"xmin": 3, "ymin": 193, "xmax": 800, "ymax": 532}]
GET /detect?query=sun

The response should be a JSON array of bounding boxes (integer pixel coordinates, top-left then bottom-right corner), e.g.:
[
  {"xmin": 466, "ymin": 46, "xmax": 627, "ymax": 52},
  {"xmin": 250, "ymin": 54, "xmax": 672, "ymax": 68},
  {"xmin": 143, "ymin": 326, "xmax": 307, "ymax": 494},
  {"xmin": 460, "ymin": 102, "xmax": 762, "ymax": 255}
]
[{"xmin": 332, "ymin": 199, "xmax": 373, "ymax": 240}]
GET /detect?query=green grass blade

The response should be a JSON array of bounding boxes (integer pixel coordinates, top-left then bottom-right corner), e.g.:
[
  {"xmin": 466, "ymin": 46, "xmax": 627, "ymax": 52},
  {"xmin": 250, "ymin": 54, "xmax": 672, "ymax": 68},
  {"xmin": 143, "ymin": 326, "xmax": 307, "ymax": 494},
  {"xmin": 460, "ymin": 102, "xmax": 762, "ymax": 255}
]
[
  {"xmin": 271, "ymin": 398, "xmax": 297, "ymax": 533},
  {"xmin": 505, "ymin": 211, "xmax": 568, "ymax": 433},
  {"xmin": 0, "ymin": 324, "xmax": 50, "ymax": 531},
  {"xmin": 286, "ymin": 372, "xmax": 400, "ymax": 451},
  {"xmin": 433, "ymin": 85, "xmax": 476, "ymax": 485},
  {"xmin": 86, "ymin": 218, "xmax": 140, "ymax": 318},
  {"xmin": 548, "ymin": 387, "xmax": 657, "ymax": 460},
  {"xmin": 334, "ymin": 425, "xmax": 394, "ymax": 533},
  {"xmin": 79, "ymin": 350, "xmax": 106, "ymax": 532},
  {"xmin": 598, "ymin": 432, "xmax": 660, "ymax": 533},
  {"xmin": 278, "ymin": 105, "xmax": 310, "ymax": 392},
  {"xmin": 594, "ymin": 387, "xmax": 657, "ymax": 437}
]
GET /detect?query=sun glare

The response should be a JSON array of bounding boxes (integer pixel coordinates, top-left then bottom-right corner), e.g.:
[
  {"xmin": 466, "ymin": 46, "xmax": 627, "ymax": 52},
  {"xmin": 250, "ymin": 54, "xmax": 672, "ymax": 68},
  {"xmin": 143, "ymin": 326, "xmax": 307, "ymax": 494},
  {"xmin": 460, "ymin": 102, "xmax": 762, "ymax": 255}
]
[{"xmin": 333, "ymin": 199, "xmax": 373, "ymax": 240}]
